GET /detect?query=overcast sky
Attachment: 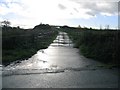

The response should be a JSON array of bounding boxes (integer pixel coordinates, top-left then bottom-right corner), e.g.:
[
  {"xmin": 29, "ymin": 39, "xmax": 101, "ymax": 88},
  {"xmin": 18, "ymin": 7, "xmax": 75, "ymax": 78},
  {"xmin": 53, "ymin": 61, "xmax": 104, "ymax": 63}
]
[{"xmin": 0, "ymin": 0, "xmax": 119, "ymax": 29}]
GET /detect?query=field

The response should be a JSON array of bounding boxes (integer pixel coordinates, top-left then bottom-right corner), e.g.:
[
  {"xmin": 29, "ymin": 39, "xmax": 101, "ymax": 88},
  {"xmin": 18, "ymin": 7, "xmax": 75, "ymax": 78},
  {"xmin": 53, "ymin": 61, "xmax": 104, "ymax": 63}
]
[
  {"xmin": 2, "ymin": 24, "xmax": 120, "ymax": 66},
  {"xmin": 60, "ymin": 26, "xmax": 120, "ymax": 65},
  {"xmin": 2, "ymin": 24, "xmax": 58, "ymax": 65}
]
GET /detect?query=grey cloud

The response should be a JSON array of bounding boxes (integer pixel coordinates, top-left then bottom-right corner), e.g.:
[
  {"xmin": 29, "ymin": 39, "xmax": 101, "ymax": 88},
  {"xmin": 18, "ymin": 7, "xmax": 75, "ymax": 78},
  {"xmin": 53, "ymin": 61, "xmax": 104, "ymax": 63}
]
[
  {"xmin": 86, "ymin": 12, "xmax": 96, "ymax": 16},
  {"xmin": 81, "ymin": 2, "xmax": 118, "ymax": 15},
  {"xmin": 73, "ymin": 8, "xmax": 79, "ymax": 13},
  {"xmin": 70, "ymin": 12, "xmax": 73, "ymax": 15},
  {"xmin": 69, "ymin": 0, "xmax": 118, "ymax": 16},
  {"xmin": 58, "ymin": 4, "xmax": 66, "ymax": 10},
  {"xmin": 70, "ymin": 0, "xmax": 119, "ymax": 3}
]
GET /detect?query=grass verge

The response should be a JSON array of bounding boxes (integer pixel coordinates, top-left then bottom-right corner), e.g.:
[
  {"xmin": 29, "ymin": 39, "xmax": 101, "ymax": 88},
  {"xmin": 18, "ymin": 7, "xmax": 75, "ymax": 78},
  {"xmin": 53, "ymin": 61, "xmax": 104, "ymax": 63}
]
[
  {"xmin": 2, "ymin": 24, "xmax": 58, "ymax": 66},
  {"xmin": 60, "ymin": 27, "xmax": 119, "ymax": 66}
]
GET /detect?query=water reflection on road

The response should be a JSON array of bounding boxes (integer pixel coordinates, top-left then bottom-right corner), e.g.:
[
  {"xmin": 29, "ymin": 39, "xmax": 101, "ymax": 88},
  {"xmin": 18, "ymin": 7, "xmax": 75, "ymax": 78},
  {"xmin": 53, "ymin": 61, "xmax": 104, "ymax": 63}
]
[
  {"xmin": 2, "ymin": 32, "xmax": 119, "ymax": 88},
  {"xmin": 3, "ymin": 32, "xmax": 101, "ymax": 76}
]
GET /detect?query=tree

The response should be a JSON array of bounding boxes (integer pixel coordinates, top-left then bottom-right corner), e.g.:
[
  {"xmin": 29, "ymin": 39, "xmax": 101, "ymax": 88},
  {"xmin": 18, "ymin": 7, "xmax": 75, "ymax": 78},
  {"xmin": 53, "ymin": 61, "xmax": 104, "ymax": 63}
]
[
  {"xmin": 78, "ymin": 25, "xmax": 81, "ymax": 28},
  {"xmin": 1, "ymin": 20, "xmax": 11, "ymax": 27},
  {"xmin": 105, "ymin": 25, "xmax": 109, "ymax": 29},
  {"xmin": 17, "ymin": 26, "xmax": 20, "ymax": 29},
  {"xmin": 90, "ymin": 27, "xmax": 92, "ymax": 30},
  {"xmin": 100, "ymin": 25, "xmax": 102, "ymax": 30},
  {"xmin": 106, "ymin": 25, "xmax": 109, "ymax": 29}
]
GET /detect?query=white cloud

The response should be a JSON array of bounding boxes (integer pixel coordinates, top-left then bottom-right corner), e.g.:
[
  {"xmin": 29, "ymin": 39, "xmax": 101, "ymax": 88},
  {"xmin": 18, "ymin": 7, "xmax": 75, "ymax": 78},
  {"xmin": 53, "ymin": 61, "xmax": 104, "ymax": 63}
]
[
  {"xmin": 0, "ymin": 0, "xmax": 118, "ymax": 28},
  {"xmin": 100, "ymin": 12, "xmax": 113, "ymax": 16}
]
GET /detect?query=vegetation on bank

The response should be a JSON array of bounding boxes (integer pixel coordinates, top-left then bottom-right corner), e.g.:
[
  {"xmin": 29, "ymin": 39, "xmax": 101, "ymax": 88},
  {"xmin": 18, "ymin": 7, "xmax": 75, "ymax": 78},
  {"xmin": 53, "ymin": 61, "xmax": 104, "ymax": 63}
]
[
  {"xmin": 60, "ymin": 26, "xmax": 119, "ymax": 65},
  {"xmin": 2, "ymin": 24, "xmax": 58, "ymax": 65}
]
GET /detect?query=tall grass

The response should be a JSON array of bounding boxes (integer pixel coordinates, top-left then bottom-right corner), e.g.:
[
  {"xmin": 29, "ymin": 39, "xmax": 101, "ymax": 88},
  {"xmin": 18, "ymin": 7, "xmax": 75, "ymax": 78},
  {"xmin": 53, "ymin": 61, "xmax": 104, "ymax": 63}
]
[
  {"xmin": 60, "ymin": 27, "xmax": 119, "ymax": 65},
  {"xmin": 2, "ymin": 25, "xmax": 58, "ymax": 65}
]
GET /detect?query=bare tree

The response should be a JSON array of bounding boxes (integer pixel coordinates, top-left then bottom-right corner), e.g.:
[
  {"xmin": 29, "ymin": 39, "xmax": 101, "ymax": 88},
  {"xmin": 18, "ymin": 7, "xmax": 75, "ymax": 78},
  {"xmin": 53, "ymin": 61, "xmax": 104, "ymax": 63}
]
[
  {"xmin": 106, "ymin": 25, "xmax": 109, "ymax": 29},
  {"xmin": 100, "ymin": 25, "xmax": 102, "ymax": 30},
  {"xmin": 78, "ymin": 25, "xmax": 81, "ymax": 28},
  {"xmin": 105, "ymin": 25, "xmax": 110, "ymax": 29},
  {"xmin": 1, "ymin": 20, "xmax": 11, "ymax": 27}
]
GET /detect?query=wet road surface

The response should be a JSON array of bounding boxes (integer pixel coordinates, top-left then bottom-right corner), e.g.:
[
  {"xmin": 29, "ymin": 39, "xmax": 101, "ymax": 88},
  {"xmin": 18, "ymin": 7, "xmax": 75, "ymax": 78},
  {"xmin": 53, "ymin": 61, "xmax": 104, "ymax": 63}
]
[{"xmin": 2, "ymin": 32, "xmax": 119, "ymax": 88}]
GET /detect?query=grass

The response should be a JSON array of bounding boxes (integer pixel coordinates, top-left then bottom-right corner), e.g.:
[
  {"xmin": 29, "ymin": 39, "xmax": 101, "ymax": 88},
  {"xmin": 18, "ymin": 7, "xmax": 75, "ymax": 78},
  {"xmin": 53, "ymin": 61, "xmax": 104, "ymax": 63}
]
[
  {"xmin": 60, "ymin": 26, "xmax": 119, "ymax": 66},
  {"xmin": 2, "ymin": 24, "xmax": 58, "ymax": 65}
]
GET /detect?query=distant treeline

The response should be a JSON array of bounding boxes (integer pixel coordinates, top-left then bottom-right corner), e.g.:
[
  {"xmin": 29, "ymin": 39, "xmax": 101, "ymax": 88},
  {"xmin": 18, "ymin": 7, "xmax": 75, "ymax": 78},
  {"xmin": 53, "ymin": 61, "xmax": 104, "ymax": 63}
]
[
  {"xmin": 60, "ymin": 26, "xmax": 120, "ymax": 65},
  {"xmin": 2, "ymin": 24, "xmax": 58, "ymax": 65}
]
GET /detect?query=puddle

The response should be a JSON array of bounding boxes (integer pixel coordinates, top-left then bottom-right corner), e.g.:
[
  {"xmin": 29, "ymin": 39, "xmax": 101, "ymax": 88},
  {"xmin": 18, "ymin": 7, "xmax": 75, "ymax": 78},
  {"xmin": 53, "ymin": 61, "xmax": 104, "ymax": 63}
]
[{"xmin": 2, "ymin": 32, "xmax": 103, "ymax": 76}]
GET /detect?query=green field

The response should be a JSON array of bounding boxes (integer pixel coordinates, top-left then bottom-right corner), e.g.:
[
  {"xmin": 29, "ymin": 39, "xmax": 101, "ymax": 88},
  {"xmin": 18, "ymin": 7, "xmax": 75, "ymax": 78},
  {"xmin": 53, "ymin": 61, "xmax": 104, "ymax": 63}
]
[
  {"xmin": 2, "ymin": 24, "xmax": 120, "ymax": 66},
  {"xmin": 2, "ymin": 24, "xmax": 58, "ymax": 65},
  {"xmin": 60, "ymin": 26, "xmax": 119, "ymax": 66}
]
